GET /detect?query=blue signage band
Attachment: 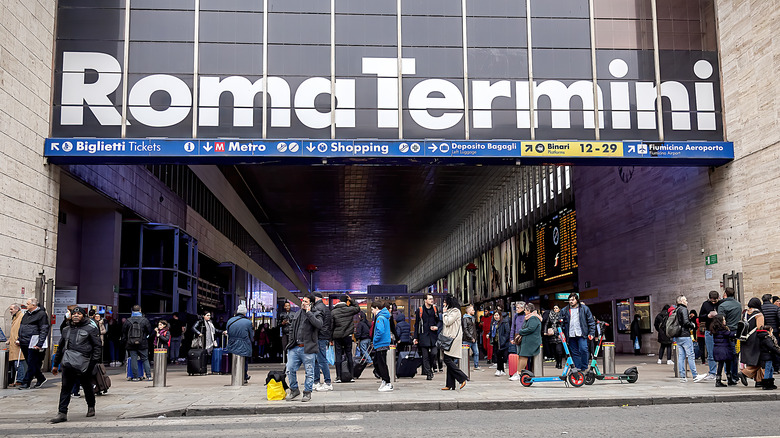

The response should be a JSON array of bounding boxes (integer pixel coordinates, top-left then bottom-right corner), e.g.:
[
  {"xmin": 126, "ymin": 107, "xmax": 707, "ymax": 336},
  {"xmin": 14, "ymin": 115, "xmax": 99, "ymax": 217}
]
[{"xmin": 44, "ymin": 138, "xmax": 734, "ymax": 166}]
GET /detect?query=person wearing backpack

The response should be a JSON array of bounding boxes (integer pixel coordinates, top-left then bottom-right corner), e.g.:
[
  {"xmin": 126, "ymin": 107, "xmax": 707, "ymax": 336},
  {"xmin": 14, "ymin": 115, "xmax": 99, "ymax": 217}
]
[
  {"xmin": 718, "ymin": 287, "xmax": 742, "ymax": 380},
  {"xmin": 121, "ymin": 305, "xmax": 152, "ymax": 381},
  {"xmin": 737, "ymin": 298, "xmax": 765, "ymax": 386},
  {"xmin": 670, "ymin": 296, "xmax": 699, "ymax": 382},
  {"xmin": 654, "ymin": 305, "xmax": 674, "ymax": 365}
]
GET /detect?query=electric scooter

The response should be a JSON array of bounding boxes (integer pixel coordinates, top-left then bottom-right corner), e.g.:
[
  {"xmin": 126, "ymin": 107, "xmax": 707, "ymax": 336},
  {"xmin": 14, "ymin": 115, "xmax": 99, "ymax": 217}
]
[
  {"xmin": 583, "ymin": 321, "xmax": 639, "ymax": 385},
  {"xmin": 520, "ymin": 326, "xmax": 585, "ymax": 388}
]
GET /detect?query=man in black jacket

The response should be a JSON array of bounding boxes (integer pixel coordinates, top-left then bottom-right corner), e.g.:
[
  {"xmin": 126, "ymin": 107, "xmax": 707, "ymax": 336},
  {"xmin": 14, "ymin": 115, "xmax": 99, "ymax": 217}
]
[
  {"xmin": 761, "ymin": 294, "xmax": 780, "ymax": 373},
  {"xmin": 50, "ymin": 307, "xmax": 102, "ymax": 423},
  {"xmin": 285, "ymin": 295, "xmax": 324, "ymax": 402},
  {"xmin": 695, "ymin": 291, "xmax": 720, "ymax": 381},
  {"xmin": 277, "ymin": 301, "xmax": 293, "ymax": 363},
  {"xmin": 312, "ymin": 292, "xmax": 333, "ymax": 391},
  {"xmin": 16, "ymin": 297, "xmax": 50, "ymax": 390},
  {"xmin": 413, "ymin": 293, "xmax": 440, "ymax": 380},
  {"xmin": 331, "ymin": 295, "xmax": 360, "ymax": 383},
  {"xmin": 121, "ymin": 305, "xmax": 152, "ymax": 381}
]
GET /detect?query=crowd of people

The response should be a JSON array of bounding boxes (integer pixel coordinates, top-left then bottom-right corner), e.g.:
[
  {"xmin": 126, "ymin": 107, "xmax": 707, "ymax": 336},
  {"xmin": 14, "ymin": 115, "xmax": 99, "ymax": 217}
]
[
  {"xmin": 5, "ymin": 287, "xmax": 780, "ymax": 423},
  {"xmin": 652, "ymin": 287, "xmax": 780, "ymax": 389}
]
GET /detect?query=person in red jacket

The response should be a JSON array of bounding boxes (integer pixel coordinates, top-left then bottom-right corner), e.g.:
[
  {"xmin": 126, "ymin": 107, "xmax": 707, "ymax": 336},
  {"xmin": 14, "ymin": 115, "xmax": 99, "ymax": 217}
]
[{"xmin": 481, "ymin": 310, "xmax": 494, "ymax": 365}]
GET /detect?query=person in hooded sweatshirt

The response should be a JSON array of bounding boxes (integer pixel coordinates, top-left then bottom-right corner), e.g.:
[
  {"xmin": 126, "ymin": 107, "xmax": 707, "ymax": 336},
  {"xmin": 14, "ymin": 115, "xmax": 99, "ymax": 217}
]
[
  {"xmin": 372, "ymin": 300, "xmax": 393, "ymax": 392},
  {"xmin": 757, "ymin": 325, "xmax": 780, "ymax": 390}
]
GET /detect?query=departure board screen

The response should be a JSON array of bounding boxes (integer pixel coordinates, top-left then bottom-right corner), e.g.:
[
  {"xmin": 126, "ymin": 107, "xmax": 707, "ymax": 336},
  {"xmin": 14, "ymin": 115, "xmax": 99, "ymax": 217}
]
[{"xmin": 535, "ymin": 207, "xmax": 577, "ymax": 281}]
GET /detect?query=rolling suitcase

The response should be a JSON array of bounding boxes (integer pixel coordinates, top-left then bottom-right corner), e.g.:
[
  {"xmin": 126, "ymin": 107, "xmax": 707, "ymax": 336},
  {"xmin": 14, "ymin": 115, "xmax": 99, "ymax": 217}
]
[
  {"xmin": 508, "ymin": 353, "xmax": 519, "ymax": 376},
  {"xmin": 396, "ymin": 348, "xmax": 422, "ymax": 378},
  {"xmin": 187, "ymin": 348, "xmax": 208, "ymax": 375},
  {"xmin": 211, "ymin": 348, "xmax": 231, "ymax": 374},
  {"xmin": 339, "ymin": 358, "xmax": 353, "ymax": 382},
  {"xmin": 92, "ymin": 363, "xmax": 111, "ymax": 394}
]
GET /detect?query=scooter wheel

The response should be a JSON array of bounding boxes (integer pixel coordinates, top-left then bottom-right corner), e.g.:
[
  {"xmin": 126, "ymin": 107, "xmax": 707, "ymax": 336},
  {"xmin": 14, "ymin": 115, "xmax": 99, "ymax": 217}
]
[
  {"xmin": 626, "ymin": 369, "xmax": 639, "ymax": 384},
  {"xmin": 568, "ymin": 371, "xmax": 585, "ymax": 387},
  {"xmin": 520, "ymin": 373, "xmax": 534, "ymax": 387},
  {"xmin": 584, "ymin": 371, "xmax": 596, "ymax": 385}
]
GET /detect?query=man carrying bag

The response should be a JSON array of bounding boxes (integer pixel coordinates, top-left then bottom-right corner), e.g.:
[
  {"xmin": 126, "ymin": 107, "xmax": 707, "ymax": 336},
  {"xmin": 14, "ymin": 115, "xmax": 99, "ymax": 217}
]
[{"xmin": 50, "ymin": 307, "xmax": 102, "ymax": 424}]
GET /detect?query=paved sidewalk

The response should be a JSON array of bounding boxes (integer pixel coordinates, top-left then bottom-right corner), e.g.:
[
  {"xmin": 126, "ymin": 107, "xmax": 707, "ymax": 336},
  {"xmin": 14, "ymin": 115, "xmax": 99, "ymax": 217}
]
[{"xmin": 1, "ymin": 355, "xmax": 777, "ymax": 421}]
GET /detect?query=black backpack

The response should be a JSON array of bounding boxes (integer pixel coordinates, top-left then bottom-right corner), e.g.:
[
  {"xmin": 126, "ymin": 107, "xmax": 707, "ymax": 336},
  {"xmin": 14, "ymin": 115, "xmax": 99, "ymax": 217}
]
[{"xmin": 128, "ymin": 319, "xmax": 143, "ymax": 346}]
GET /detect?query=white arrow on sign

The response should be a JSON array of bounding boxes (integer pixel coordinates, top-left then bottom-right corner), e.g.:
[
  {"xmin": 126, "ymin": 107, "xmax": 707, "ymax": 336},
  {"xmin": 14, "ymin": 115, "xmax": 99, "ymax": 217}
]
[
  {"xmin": 203, "ymin": 144, "xmax": 213, "ymax": 152},
  {"xmin": 428, "ymin": 144, "xmax": 438, "ymax": 153},
  {"xmin": 306, "ymin": 144, "xmax": 316, "ymax": 152},
  {"xmin": 628, "ymin": 145, "xmax": 636, "ymax": 153}
]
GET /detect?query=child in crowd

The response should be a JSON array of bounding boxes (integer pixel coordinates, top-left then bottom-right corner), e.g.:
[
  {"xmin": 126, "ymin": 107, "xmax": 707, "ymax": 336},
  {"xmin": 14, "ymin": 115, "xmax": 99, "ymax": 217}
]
[
  {"xmin": 711, "ymin": 315, "xmax": 736, "ymax": 387},
  {"xmin": 758, "ymin": 326, "xmax": 780, "ymax": 390}
]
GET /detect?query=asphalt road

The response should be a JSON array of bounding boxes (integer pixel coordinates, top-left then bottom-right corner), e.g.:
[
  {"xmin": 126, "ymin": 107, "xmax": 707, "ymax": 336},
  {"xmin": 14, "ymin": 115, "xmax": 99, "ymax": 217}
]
[{"xmin": 4, "ymin": 401, "xmax": 780, "ymax": 437}]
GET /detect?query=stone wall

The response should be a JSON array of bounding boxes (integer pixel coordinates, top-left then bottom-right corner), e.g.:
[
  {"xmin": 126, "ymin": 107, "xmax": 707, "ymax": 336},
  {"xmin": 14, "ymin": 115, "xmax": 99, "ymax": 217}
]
[
  {"xmin": 574, "ymin": 0, "xmax": 780, "ymax": 353},
  {"xmin": 0, "ymin": 0, "xmax": 58, "ymax": 328}
]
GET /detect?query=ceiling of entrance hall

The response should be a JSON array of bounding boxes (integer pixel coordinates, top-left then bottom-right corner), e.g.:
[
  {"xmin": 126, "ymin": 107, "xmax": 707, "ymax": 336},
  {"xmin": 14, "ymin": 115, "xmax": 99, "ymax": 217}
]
[{"xmin": 220, "ymin": 165, "xmax": 516, "ymax": 292}]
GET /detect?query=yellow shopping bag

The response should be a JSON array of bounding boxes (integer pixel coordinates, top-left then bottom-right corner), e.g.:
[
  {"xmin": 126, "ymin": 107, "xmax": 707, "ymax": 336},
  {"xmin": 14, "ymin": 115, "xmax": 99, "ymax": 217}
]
[{"xmin": 266, "ymin": 379, "xmax": 286, "ymax": 401}]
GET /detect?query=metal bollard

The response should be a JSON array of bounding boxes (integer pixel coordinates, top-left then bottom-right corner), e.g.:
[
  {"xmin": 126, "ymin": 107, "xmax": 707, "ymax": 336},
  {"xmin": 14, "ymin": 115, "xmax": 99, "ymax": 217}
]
[
  {"xmin": 231, "ymin": 355, "xmax": 246, "ymax": 386},
  {"xmin": 672, "ymin": 343, "xmax": 679, "ymax": 377},
  {"xmin": 532, "ymin": 345, "xmax": 544, "ymax": 377},
  {"xmin": 388, "ymin": 345, "xmax": 396, "ymax": 382},
  {"xmin": 0, "ymin": 349, "xmax": 8, "ymax": 389},
  {"xmin": 460, "ymin": 344, "xmax": 471, "ymax": 380},
  {"xmin": 153, "ymin": 349, "xmax": 167, "ymax": 387},
  {"xmin": 603, "ymin": 342, "xmax": 616, "ymax": 374}
]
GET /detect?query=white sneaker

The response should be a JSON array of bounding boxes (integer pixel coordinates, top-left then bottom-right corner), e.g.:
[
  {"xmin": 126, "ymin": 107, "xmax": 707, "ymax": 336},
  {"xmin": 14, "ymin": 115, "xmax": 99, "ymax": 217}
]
[
  {"xmin": 509, "ymin": 373, "xmax": 522, "ymax": 381},
  {"xmin": 693, "ymin": 374, "xmax": 708, "ymax": 383},
  {"xmin": 657, "ymin": 359, "xmax": 662, "ymax": 364},
  {"xmin": 378, "ymin": 383, "xmax": 393, "ymax": 392},
  {"xmin": 499, "ymin": 371, "xmax": 507, "ymax": 376},
  {"xmin": 313, "ymin": 382, "xmax": 323, "ymax": 391},
  {"xmin": 667, "ymin": 360, "xmax": 674, "ymax": 365},
  {"xmin": 494, "ymin": 370, "xmax": 501, "ymax": 376},
  {"xmin": 489, "ymin": 364, "xmax": 497, "ymax": 369},
  {"xmin": 680, "ymin": 377, "xmax": 688, "ymax": 383},
  {"xmin": 706, "ymin": 373, "xmax": 717, "ymax": 381},
  {"xmin": 378, "ymin": 381, "xmax": 386, "ymax": 391},
  {"xmin": 315, "ymin": 383, "xmax": 333, "ymax": 391}
]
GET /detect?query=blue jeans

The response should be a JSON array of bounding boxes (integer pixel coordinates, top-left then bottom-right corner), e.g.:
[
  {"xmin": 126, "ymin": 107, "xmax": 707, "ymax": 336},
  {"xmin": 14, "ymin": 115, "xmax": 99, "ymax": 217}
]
[
  {"xmin": 567, "ymin": 336, "xmax": 589, "ymax": 370},
  {"xmin": 675, "ymin": 337, "xmax": 698, "ymax": 379},
  {"xmin": 704, "ymin": 331, "xmax": 716, "ymax": 375},
  {"xmin": 170, "ymin": 336, "xmax": 182, "ymax": 362},
  {"xmin": 286, "ymin": 346, "xmax": 316, "ymax": 393},
  {"xmin": 313, "ymin": 339, "xmax": 331, "ymax": 384},
  {"xmin": 12, "ymin": 359, "xmax": 27, "ymax": 383},
  {"xmin": 466, "ymin": 341, "xmax": 479, "ymax": 368},
  {"xmin": 357, "ymin": 339, "xmax": 373, "ymax": 363},
  {"xmin": 765, "ymin": 360, "xmax": 774, "ymax": 377},
  {"xmin": 128, "ymin": 349, "xmax": 151, "ymax": 378},
  {"xmin": 107, "ymin": 340, "xmax": 118, "ymax": 363}
]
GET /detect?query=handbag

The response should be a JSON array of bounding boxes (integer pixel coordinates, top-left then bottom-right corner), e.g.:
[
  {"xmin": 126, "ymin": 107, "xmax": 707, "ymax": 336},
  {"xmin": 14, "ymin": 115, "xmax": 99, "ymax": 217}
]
[
  {"xmin": 61, "ymin": 332, "xmax": 89, "ymax": 374},
  {"xmin": 326, "ymin": 344, "xmax": 335, "ymax": 366},
  {"xmin": 191, "ymin": 334, "xmax": 204, "ymax": 349},
  {"xmin": 436, "ymin": 315, "xmax": 461, "ymax": 351}
]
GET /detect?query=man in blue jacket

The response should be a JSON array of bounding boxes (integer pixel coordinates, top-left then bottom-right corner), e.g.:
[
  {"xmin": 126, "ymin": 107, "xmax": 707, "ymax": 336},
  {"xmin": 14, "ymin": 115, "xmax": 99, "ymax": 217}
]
[
  {"xmin": 372, "ymin": 300, "xmax": 393, "ymax": 392},
  {"xmin": 560, "ymin": 293, "xmax": 596, "ymax": 371},
  {"xmin": 226, "ymin": 304, "xmax": 254, "ymax": 385}
]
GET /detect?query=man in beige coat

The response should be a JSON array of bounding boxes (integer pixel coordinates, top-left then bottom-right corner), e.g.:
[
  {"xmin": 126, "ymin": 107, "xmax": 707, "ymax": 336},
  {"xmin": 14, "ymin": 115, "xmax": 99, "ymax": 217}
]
[{"xmin": 6, "ymin": 303, "xmax": 26, "ymax": 386}]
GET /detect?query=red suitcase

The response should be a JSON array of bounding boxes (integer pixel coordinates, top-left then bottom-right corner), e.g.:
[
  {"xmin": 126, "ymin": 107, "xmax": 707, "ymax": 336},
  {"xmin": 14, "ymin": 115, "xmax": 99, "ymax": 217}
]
[{"xmin": 508, "ymin": 353, "xmax": 519, "ymax": 376}]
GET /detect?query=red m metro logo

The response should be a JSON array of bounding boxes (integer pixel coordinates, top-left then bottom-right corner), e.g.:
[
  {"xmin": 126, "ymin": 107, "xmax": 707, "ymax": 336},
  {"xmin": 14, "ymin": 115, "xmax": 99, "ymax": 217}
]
[{"xmin": 215, "ymin": 142, "xmax": 225, "ymax": 152}]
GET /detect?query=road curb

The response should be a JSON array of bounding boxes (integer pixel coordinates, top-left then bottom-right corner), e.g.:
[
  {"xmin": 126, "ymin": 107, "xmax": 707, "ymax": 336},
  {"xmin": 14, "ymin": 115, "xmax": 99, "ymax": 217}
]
[{"xmin": 128, "ymin": 392, "xmax": 780, "ymax": 418}]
